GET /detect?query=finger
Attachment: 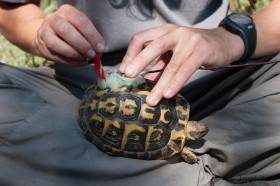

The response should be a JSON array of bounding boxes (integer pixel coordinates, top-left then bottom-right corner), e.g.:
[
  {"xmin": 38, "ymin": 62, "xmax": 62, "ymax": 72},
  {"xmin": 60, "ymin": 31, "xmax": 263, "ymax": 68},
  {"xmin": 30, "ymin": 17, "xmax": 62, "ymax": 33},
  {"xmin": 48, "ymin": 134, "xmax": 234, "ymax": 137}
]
[
  {"xmin": 146, "ymin": 62, "xmax": 179, "ymax": 106},
  {"xmin": 38, "ymin": 38, "xmax": 88, "ymax": 66},
  {"xmin": 120, "ymin": 34, "xmax": 144, "ymax": 73},
  {"xmin": 143, "ymin": 51, "xmax": 172, "ymax": 81},
  {"xmin": 123, "ymin": 33, "xmax": 177, "ymax": 78},
  {"xmin": 62, "ymin": 5, "xmax": 106, "ymax": 53},
  {"xmin": 163, "ymin": 50, "xmax": 204, "ymax": 99},
  {"xmin": 39, "ymin": 43, "xmax": 88, "ymax": 66},
  {"xmin": 145, "ymin": 41, "xmax": 198, "ymax": 106},
  {"xmin": 39, "ymin": 46, "xmax": 88, "ymax": 66},
  {"xmin": 120, "ymin": 24, "xmax": 175, "ymax": 73},
  {"xmin": 145, "ymin": 29, "xmax": 205, "ymax": 106},
  {"xmin": 50, "ymin": 16, "xmax": 95, "ymax": 59},
  {"xmin": 49, "ymin": 50, "xmax": 89, "ymax": 66},
  {"xmin": 39, "ymin": 29, "xmax": 85, "ymax": 60}
]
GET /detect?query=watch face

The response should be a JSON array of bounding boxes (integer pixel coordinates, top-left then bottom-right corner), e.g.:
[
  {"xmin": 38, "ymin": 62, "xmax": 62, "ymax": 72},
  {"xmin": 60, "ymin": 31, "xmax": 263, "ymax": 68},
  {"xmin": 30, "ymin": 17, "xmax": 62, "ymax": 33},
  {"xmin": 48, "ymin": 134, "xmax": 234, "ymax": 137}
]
[{"xmin": 229, "ymin": 13, "xmax": 252, "ymax": 24}]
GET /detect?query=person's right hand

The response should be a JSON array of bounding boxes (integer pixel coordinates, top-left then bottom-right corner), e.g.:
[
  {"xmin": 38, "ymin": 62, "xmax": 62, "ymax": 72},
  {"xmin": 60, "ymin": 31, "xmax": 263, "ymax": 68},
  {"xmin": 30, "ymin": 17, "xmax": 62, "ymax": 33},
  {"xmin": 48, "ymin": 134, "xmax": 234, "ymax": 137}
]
[{"xmin": 36, "ymin": 4, "xmax": 106, "ymax": 66}]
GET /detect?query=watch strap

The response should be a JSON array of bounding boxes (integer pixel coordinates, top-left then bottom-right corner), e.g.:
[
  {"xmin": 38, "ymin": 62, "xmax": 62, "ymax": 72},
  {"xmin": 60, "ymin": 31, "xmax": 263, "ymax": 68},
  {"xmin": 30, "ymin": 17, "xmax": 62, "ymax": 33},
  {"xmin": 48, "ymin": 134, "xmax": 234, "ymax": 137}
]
[{"xmin": 219, "ymin": 13, "xmax": 257, "ymax": 62}]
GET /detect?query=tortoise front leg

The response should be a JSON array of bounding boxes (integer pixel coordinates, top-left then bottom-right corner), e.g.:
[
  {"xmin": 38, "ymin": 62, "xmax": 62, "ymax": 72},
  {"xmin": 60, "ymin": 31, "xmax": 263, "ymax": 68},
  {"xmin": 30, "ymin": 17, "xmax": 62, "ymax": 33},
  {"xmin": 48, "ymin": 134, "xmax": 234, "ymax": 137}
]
[{"xmin": 180, "ymin": 147, "xmax": 199, "ymax": 163}]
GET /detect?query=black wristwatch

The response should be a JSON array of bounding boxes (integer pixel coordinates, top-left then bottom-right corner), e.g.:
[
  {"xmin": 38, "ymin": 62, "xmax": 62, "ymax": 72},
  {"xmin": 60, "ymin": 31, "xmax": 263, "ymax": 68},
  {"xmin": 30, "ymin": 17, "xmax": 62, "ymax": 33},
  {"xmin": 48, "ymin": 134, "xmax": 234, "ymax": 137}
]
[{"xmin": 219, "ymin": 13, "xmax": 257, "ymax": 62}]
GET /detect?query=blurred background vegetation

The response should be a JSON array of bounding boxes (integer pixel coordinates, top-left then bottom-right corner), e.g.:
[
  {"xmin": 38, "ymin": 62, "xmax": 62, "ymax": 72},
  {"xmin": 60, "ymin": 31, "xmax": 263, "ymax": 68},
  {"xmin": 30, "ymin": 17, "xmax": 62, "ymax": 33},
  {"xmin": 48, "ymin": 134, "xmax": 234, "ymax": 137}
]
[
  {"xmin": 230, "ymin": 0, "xmax": 271, "ymax": 14},
  {"xmin": 0, "ymin": 0, "xmax": 272, "ymax": 67},
  {"xmin": 0, "ymin": 0, "xmax": 57, "ymax": 67}
]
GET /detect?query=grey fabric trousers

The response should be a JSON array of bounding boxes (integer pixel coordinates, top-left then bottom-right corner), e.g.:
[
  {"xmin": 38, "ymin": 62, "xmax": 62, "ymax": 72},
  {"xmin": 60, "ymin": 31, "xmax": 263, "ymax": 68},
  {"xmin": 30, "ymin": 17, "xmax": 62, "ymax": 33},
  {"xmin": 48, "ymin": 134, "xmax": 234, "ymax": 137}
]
[{"xmin": 0, "ymin": 54, "xmax": 280, "ymax": 186}]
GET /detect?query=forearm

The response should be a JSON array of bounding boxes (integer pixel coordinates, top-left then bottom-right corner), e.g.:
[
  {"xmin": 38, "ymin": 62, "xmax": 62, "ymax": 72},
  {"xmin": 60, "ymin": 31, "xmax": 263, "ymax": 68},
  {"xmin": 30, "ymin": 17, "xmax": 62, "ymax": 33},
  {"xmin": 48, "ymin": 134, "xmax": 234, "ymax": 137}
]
[
  {"xmin": 252, "ymin": 0, "xmax": 280, "ymax": 58},
  {"xmin": 0, "ymin": 1, "xmax": 45, "ymax": 55}
]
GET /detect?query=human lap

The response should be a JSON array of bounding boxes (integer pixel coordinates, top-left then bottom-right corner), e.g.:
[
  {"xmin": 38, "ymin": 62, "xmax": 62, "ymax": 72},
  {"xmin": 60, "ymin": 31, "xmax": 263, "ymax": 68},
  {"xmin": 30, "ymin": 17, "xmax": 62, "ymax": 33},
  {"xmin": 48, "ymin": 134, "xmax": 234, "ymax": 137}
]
[{"xmin": 0, "ymin": 0, "xmax": 279, "ymax": 185}]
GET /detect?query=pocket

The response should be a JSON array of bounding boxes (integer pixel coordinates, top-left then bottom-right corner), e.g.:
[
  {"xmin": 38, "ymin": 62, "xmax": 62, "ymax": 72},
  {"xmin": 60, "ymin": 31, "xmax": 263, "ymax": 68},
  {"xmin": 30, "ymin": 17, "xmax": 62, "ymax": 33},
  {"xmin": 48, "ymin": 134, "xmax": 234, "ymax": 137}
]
[{"xmin": 0, "ymin": 84, "xmax": 45, "ymax": 145}]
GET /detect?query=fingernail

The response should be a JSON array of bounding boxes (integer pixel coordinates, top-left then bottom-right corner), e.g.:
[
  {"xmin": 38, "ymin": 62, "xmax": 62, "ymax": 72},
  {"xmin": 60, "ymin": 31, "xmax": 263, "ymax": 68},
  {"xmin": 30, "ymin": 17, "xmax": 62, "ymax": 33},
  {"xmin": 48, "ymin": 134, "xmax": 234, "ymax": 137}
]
[
  {"xmin": 163, "ymin": 88, "xmax": 172, "ymax": 98},
  {"xmin": 96, "ymin": 43, "xmax": 106, "ymax": 53},
  {"xmin": 125, "ymin": 65, "xmax": 136, "ymax": 76},
  {"xmin": 146, "ymin": 93, "xmax": 159, "ymax": 106},
  {"xmin": 87, "ymin": 49, "xmax": 96, "ymax": 59},
  {"xmin": 119, "ymin": 63, "xmax": 125, "ymax": 72}
]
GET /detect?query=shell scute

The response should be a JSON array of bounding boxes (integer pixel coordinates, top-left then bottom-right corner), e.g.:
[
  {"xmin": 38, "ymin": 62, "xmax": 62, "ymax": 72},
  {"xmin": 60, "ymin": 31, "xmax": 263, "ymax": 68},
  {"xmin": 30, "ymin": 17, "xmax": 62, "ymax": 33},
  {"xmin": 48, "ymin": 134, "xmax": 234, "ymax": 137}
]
[
  {"xmin": 146, "ymin": 125, "xmax": 170, "ymax": 151},
  {"xmin": 119, "ymin": 94, "xmax": 141, "ymax": 121},
  {"xmin": 78, "ymin": 73, "xmax": 208, "ymax": 163},
  {"xmin": 99, "ymin": 95, "xmax": 119, "ymax": 117},
  {"xmin": 122, "ymin": 123, "xmax": 147, "ymax": 152},
  {"xmin": 139, "ymin": 103, "xmax": 160, "ymax": 124}
]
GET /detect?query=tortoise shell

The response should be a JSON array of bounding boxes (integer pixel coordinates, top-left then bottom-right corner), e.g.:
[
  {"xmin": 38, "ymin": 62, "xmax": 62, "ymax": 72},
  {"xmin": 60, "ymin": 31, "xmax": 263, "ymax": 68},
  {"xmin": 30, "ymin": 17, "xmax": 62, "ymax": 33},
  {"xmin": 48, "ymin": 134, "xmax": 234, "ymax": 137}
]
[{"xmin": 78, "ymin": 71, "xmax": 208, "ymax": 163}]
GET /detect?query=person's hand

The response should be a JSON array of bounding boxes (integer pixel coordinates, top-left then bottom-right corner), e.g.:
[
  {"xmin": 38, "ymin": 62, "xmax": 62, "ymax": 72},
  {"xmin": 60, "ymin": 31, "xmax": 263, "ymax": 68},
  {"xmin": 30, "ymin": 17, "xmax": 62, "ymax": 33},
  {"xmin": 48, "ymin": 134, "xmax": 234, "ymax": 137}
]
[
  {"xmin": 36, "ymin": 4, "xmax": 106, "ymax": 66},
  {"xmin": 119, "ymin": 24, "xmax": 244, "ymax": 106}
]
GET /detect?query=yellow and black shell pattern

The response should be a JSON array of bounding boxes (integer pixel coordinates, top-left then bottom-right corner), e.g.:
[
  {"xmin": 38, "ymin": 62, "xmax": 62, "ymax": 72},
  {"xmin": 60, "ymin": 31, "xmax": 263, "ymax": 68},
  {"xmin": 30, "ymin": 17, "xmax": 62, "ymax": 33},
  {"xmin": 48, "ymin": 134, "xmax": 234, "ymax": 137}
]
[{"xmin": 78, "ymin": 79, "xmax": 190, "ymax": 160}]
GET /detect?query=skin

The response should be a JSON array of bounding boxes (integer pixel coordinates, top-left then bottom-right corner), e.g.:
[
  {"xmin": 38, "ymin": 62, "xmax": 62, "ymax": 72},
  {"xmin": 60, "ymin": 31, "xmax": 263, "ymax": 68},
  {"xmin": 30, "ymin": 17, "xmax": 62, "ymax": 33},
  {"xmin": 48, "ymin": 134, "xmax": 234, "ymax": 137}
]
[
  {"xmin": 0, "ymin": 1, "xmax": 280, "ymax": 105},
  {"xmin": 120, "ymin": 0, "xmax": 280, "ymax": 106},
  {"xmin": 0, "ymin": 1, "xmax": 106, "ymax": 66}
]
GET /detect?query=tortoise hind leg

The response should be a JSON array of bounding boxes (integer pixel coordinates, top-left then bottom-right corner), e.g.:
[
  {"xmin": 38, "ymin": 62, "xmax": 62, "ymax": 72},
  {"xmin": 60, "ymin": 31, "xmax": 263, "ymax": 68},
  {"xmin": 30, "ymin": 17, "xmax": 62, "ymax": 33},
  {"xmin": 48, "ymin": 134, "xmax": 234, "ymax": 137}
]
[{"xmin": 180, "ymin": 146, "xmax": 199, "ymax": 163}]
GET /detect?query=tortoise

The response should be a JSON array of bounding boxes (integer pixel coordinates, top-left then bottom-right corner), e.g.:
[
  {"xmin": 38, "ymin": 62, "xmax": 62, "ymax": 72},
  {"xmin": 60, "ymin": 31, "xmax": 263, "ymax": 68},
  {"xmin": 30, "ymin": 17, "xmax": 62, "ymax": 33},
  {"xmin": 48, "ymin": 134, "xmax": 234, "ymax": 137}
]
[{"xmin": 78, "ymin": 69, "xmax": 208, "ymax": 163}]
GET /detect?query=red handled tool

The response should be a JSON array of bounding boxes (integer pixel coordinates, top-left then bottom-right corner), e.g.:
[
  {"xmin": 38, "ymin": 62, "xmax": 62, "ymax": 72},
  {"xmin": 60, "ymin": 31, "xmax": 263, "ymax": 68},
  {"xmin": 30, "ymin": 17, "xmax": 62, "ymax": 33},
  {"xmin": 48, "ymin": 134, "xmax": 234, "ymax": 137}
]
[{"xmin": 90, "ymin": 53, "xmax": 106, "ymax": 80}]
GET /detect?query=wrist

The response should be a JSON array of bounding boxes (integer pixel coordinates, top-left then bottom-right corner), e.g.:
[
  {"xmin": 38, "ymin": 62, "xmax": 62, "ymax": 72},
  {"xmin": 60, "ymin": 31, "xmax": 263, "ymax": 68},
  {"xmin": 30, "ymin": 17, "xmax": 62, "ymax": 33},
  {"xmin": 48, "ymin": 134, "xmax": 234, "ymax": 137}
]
[
  {"xmin": 216, "ymin": 27, "xmax": 245, "ymax": 64},
  {"xmin": 30, "ymin": 18, "xmax": 45, "ymax": 56},
  {"xmin": 219, "ymin": 13, "xmax": 257, "ymax": 62},
  {"xmin": 0, "ymin": 3, "xmax": 45, "ymax": 57}
]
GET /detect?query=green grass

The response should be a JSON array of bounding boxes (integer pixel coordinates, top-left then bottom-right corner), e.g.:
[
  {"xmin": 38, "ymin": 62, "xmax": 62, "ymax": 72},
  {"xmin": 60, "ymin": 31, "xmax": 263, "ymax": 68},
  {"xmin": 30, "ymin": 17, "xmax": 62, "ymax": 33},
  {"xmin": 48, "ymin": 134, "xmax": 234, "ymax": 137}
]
[
  {"xmin": 0, "ymin": 0, "xmax": 58, "ymax": 67},
  {"xmin": 230, "ymin": 0, "xmax": 271, "ymax": 14},
  {"xmin": 0, "ymin": 0, "xmax": 272, "ymax": 67}
]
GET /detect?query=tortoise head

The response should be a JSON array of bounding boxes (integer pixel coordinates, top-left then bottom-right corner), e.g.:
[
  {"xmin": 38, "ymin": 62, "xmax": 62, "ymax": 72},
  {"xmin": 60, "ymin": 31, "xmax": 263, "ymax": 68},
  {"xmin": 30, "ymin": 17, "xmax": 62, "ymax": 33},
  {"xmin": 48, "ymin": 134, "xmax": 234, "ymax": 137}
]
[
  {"xmin": 186, "ymin": 121, "xmax": 208, "ymax": 140},
  {"xmin": 97, "ymin": 69, "xmax": 145, "ymax": 90}
]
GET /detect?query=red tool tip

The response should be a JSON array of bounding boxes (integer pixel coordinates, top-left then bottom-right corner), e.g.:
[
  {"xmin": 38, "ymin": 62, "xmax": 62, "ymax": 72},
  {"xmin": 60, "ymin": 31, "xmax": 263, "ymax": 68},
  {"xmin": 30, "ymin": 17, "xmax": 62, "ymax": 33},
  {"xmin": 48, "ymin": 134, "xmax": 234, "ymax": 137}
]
[{"xmin": 93, "ymin": 53, "xmax": 106, "ymax": 80}]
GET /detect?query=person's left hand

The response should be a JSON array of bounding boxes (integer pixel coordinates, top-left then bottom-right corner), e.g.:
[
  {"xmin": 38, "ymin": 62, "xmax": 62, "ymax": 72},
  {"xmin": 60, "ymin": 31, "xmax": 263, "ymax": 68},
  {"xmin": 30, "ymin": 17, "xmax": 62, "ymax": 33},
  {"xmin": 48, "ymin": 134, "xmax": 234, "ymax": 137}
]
[{"xmin": 119, "ymin": 24, "xmax": 244, "ymax": 106}]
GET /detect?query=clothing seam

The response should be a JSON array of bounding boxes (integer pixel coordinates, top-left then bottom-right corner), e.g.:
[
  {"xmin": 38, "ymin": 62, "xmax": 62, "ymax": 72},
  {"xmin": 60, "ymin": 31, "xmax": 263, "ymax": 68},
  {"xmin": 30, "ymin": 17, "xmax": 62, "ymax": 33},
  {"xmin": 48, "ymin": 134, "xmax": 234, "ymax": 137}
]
[{"xmin": 0, "ymin": 104, "xmax": 47, "ymax": 147}]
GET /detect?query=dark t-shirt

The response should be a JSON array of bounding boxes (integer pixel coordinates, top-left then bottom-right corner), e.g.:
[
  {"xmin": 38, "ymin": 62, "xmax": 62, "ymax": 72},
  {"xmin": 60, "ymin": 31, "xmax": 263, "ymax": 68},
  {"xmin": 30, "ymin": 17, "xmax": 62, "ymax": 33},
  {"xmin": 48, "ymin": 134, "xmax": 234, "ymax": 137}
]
[
  {"xmin": 1, "ymin": 0, "xmax": 229, "ymax": 53},
  {"xmin": 57, "ymin": 0, "xmax": 229, "ymax": 52}
]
